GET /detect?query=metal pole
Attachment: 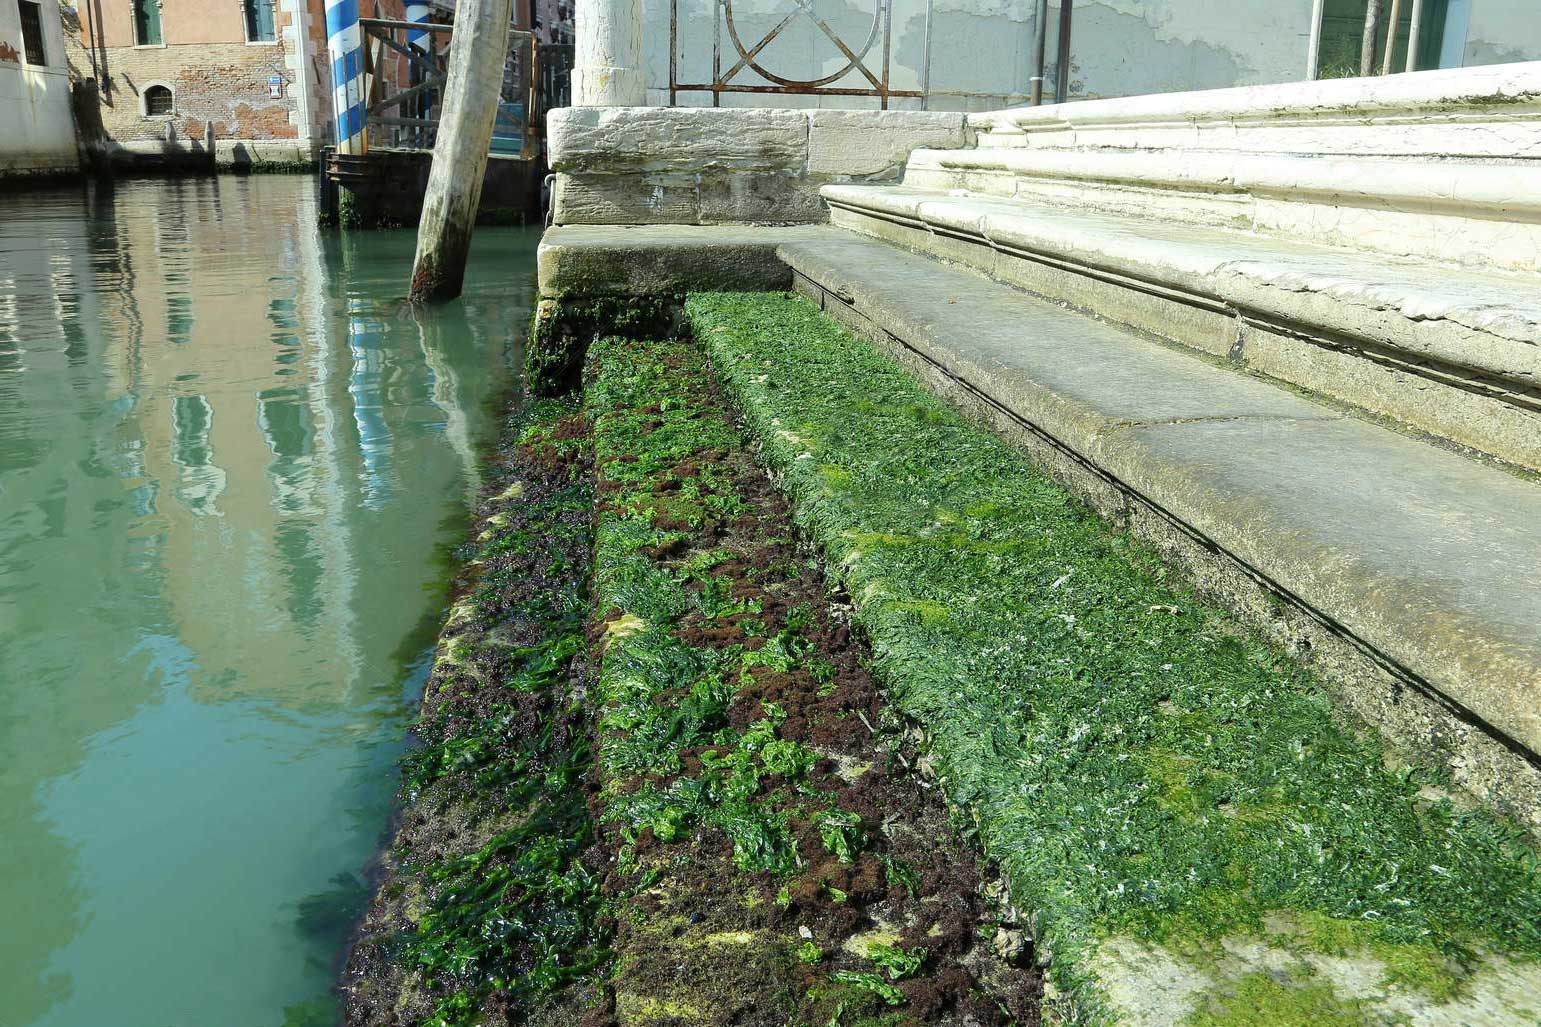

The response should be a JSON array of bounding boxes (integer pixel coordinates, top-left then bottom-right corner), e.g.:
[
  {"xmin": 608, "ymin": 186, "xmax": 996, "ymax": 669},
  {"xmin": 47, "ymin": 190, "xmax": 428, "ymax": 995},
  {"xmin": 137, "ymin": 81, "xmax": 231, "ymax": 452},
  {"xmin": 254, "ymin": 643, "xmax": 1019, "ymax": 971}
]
[
  {"xmin": 1053, "ymin": 0, "xmax": 1072, "ymax": 103},
  {"xmin": 1306, "ymin": 0, "xmax": 1326, "ymax": 79},
  {"xmin": 920, "ymin": 0, "xmax": 932, "ymax": 109},
  {"xmin": 1029, "ymin": 0, "xmax": 1048, "ymax": 105},
  {"xmin": 1405, "ymin": 0, "xmax": 1425, "ymax": 72}
]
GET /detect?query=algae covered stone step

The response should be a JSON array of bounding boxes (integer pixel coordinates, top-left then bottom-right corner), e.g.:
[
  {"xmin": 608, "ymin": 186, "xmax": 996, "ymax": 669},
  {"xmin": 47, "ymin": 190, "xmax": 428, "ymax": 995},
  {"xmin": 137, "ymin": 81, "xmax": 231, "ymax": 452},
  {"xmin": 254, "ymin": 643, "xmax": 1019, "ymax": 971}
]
[
  {"xmin": 582, "ymin": 333, "xmax": 1038, "ymax": 1027},
  {"xmin": 689, "ymin": 290, "xmax": 1541, "ymax": 1027},
  {"xmin": 776, "ymin": 231, "xmax": 1541, "ymax": 833}
]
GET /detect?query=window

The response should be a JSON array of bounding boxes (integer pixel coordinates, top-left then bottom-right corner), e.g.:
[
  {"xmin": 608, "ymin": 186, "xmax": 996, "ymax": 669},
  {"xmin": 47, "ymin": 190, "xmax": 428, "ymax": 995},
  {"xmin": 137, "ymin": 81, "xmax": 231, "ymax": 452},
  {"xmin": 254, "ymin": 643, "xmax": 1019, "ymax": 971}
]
[
  {"xmin": 243, "ymin": 0, "xmax": 275, "ymax": 42},
  {"xmin": 134, "ymin": 0, "xmax": 162, "ymax": 45},
  {"xmin": 144, "ymin": 83, "xmax": 173, "ymax": 116},
  {"xmin": 1314, "ymin": 0, "xmax": 1467, "ymax": 78},
  {"xmin": 17, "ymin": 0, "xmax": 46, "ymax": 65}
]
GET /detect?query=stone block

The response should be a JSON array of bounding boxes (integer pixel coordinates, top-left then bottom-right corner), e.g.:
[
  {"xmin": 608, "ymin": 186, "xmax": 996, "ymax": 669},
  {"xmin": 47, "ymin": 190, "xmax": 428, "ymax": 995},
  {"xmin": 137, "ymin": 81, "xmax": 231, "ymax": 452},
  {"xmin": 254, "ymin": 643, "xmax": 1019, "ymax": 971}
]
[
  {"xmin": 807, "ymin": 110, "xmax": 967, "ymax": 178},
  {"xmin": 696, "ymin": 173, "xmax": 825, "ymax": 224},
  {"xmin": 555, "ymin": 172, "xmax": 701, "ymax": 224},
  {"xmin": 536, "ymin": 223, "xmax": 828, "ymax": 297},
  {"xmin": 548, "ymin": 106, "xmax": 808, "ymax": 175}
]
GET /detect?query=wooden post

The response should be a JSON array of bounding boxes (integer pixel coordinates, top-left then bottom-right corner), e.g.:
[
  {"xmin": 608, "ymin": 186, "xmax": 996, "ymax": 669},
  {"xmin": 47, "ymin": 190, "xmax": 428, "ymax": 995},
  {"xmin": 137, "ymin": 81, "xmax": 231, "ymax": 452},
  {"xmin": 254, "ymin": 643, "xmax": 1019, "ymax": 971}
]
[
  {"xmin": 1381, "ymin": 0, "xmax": 1404, "ymax": 75},
  {"xmin": 409, "ymin": 0, "xmax": 513, "ymax": 303},
  {"xmin": 1360, "ymin": 0, "xmax": 1384, "ymax": 76}
]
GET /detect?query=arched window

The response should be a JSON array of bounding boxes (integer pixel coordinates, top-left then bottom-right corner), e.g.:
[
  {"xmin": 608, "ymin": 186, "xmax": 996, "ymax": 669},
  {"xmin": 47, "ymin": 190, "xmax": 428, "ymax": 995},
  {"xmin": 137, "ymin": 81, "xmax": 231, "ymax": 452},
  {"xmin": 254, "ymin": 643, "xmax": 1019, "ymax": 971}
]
[{"xmin": 143, "ymin": 84, "xmax": 174, "ymax": 117}]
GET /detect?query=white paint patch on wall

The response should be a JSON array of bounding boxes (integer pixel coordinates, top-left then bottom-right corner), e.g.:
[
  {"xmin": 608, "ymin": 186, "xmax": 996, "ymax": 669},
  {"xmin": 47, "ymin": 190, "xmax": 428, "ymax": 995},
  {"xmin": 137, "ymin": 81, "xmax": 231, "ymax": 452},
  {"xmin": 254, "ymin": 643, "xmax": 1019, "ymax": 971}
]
[
  {"xmin": 0, "ymin": 0, "xmax": 77, "ymax": 174},
  {"xmin": 1463, "ymin": 4, "xmax": 1541, "ymax": 68}
]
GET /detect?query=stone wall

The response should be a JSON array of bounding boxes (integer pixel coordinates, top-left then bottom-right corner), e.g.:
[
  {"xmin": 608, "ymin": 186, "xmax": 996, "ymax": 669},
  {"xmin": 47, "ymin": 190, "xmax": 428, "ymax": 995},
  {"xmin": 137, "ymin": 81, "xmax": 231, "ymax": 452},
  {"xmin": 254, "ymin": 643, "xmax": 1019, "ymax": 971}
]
[
  {"xmin": 0, "ymin": 0, "xmax": 77, "ymax": 174},
  {"xmin": 548, "ymin": 106, "xmax": 968, "ymax": 225}
]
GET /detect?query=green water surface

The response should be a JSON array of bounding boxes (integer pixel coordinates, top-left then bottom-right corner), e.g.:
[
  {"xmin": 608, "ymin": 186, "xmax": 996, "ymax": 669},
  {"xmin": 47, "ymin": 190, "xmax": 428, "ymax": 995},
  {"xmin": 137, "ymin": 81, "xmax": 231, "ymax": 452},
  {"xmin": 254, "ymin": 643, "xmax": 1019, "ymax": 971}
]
[{"xmin": 0, "ymin": 176, "xmax": 536, "ymax": 1027}]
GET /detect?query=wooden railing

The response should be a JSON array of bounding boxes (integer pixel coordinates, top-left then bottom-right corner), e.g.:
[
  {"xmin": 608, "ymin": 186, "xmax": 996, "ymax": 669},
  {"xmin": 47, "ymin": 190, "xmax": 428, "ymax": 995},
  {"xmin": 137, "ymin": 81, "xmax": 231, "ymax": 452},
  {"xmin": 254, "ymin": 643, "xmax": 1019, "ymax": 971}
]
[{"xmin": 358, "ymin": 18, "xmax": 541, "ymax": 157}]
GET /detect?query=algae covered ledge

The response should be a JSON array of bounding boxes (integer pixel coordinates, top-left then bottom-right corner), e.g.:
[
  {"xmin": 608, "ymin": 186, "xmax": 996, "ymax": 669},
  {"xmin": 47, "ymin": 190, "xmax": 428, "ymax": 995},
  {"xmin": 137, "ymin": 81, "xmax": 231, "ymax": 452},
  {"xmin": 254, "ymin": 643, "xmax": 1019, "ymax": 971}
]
[{"xmin": 340, "ymin": 289, "xmax": 1541, "ymax": 1027}]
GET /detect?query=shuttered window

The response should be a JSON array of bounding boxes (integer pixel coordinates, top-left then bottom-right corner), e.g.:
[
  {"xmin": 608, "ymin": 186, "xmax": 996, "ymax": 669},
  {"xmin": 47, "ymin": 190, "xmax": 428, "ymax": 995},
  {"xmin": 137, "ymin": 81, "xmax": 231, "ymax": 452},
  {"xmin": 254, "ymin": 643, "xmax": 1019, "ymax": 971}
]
[{"xmin": 18, "ymin": 0, "xmax": 46, "ymax": 65}]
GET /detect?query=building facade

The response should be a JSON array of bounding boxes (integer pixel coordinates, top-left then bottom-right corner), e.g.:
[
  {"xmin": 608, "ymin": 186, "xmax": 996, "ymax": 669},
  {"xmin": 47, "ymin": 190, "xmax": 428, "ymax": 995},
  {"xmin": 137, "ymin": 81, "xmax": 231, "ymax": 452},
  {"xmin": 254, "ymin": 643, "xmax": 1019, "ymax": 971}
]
[
  {"xmin": 0, "ymin": 0, "xmax": 77, "ymax": 174},
  {"xmin": 64, "ymin": 0, "xmax": 395, "ymax": 163}
]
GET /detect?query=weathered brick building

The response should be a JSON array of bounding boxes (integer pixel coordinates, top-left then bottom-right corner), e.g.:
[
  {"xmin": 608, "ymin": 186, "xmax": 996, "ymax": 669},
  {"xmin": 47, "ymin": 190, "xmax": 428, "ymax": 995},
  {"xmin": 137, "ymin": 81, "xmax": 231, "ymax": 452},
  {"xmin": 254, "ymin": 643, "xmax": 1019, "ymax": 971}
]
[{"xmin": 67, "ymin": 0, "xmax": 402, "ymax": 166}]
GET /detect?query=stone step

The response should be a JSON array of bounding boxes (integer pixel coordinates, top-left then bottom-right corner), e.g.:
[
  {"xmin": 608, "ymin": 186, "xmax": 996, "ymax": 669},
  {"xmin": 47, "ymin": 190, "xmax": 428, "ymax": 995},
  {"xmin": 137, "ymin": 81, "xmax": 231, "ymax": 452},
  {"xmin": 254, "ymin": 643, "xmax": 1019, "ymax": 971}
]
[
  {"xmin": 821, "ymin": 182, "xmax": 1541, "ymax": 472},
  {"xmin": 776, "ymin": 227, "xmax": 1541, "ymax": 834}
]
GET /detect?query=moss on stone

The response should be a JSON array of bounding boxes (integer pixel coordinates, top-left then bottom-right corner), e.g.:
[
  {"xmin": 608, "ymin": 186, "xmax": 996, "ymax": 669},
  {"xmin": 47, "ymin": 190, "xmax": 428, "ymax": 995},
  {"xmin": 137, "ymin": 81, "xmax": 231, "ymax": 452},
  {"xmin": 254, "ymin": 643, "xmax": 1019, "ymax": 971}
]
[
  {"xmin": 1181, "ymin": 972, "xmax": 1374, "ymax": 1027},
  {"xmin": 687, "ymin": 291, "xmax": 1541, "ymax": 1019},
  {"xmin": 527, "ymin": 296, "xmax": 682, "ymax": 396}
]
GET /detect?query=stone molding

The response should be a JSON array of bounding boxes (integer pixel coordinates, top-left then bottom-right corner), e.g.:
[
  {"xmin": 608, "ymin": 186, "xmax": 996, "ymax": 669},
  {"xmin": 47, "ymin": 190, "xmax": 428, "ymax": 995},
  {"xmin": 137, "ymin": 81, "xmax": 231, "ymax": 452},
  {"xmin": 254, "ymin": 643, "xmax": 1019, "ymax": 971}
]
[{"xmin": 916, "ymin": 63, "xmax": 1541, "ymax": 272}]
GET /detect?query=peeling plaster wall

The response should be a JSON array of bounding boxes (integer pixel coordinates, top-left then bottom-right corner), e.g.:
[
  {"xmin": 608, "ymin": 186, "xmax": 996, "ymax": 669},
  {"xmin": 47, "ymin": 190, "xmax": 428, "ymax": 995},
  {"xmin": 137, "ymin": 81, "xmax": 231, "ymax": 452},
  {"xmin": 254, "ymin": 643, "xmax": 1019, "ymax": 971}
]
[
  {"xmin": 639, "ymin": 0, "xmax": 1540, "ymax": 111},
  {"xmin": 0, "ymin": 0, "xmax": 78, "ymax": 174},
  {"xmin": 1062, "ymin": 0, "xmax": 1312, "ymax": 99},
  {"xmin": 1464, "ymin": 6, "xmax": 1541, "ymax": 68}
]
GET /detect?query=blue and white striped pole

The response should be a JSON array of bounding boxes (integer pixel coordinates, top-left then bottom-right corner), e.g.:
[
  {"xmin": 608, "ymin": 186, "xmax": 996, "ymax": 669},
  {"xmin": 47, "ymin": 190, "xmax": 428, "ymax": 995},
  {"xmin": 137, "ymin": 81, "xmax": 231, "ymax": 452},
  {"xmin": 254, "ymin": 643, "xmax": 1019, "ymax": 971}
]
[
  {"xmin": 404, "ymin": 1, "xmax": 430, "ymax": 53},
  {"xmin": 324, "ymin": 0, "xmax": 366, "ymax": 155}
]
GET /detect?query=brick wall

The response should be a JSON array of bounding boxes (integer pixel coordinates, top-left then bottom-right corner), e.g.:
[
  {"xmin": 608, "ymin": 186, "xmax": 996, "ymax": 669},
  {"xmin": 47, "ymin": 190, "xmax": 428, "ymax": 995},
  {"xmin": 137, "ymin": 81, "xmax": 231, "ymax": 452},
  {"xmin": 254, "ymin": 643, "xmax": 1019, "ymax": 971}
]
[
  {"xmin": 76, "ymin": 42, "xmax": 300, "ymax": 142},
  {"xmin": 66, "ymin": 0, "xmax": 404, "ymax": 152}
]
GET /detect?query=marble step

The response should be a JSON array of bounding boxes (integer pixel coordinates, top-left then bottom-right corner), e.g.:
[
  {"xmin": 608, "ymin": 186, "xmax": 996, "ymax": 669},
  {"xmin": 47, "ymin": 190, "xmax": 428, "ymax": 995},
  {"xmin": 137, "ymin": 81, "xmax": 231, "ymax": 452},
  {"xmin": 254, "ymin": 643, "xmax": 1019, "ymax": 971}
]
[
  {"xmin": 777, "ymin": 227, "xmax": 1541, "ymax": 836},
  {"xmin": 820, "ymin": 182, "xmax": 1541, "ymax": 472}
]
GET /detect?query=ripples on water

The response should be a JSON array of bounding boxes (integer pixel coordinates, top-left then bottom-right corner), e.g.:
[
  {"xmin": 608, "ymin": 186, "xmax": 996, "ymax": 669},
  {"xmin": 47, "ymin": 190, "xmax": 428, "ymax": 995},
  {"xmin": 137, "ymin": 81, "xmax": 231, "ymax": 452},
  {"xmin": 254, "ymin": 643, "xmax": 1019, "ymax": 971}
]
[{"xmin": 0, "ymin": 176, "xmax": 537, "ymax": 1027}]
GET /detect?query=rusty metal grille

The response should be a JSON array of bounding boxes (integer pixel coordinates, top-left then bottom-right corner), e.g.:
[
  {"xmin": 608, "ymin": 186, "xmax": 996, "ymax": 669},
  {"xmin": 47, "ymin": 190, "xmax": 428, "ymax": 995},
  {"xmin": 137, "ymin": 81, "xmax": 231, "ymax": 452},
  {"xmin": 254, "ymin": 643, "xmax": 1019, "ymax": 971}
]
[{"xmin": 669, "ymin": 0, "xmax": 933, "ymax": 109}]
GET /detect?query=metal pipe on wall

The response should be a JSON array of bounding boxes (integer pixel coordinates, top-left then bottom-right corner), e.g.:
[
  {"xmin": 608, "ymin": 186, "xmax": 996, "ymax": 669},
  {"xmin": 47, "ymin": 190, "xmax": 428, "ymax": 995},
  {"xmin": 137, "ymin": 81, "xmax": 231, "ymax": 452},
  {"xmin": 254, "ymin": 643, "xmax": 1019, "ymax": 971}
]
[
  {"xmin": 1053, "ymin": 0, "xmax": 1072, "ymax": 103},
  {"xmin": 1029, "ymin": 0, "xmax": 1049, "ymax": 105}
]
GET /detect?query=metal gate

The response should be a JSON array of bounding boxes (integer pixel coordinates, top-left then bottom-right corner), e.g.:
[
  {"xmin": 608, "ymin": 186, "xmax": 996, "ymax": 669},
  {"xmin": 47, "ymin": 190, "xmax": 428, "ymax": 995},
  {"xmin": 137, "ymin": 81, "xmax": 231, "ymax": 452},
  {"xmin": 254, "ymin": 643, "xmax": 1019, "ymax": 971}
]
[{"xmin": 668, "ymin": 0, "xmax": 932, "ymax": 108}]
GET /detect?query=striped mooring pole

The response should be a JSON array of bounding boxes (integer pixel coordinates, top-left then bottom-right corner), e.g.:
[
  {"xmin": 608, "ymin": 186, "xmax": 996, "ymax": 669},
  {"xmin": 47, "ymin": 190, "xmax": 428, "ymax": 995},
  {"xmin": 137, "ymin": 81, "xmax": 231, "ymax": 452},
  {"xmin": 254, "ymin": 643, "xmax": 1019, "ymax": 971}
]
[
  {"xmin": 404, "ymin": 1, "xmax": 431, "ymax": 52},
  {"xmin": 324, "ymin": 0, "xmax": 367, "ymax": 155}
]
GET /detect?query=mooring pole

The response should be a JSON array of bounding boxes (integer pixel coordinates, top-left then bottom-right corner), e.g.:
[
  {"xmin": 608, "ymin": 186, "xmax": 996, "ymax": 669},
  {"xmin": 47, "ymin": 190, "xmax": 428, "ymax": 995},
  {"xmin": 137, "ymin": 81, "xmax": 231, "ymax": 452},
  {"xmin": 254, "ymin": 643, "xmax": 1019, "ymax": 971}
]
[
  {"xmin": 1360, "ymin": 0, "xmax": 1385, "ymax": 76},
  {"xmin": 324, "ymin": 0, "xmax": 367, "ymax": 155},
  {"xmin": 409, "ymin": 0, "xmax": 514, "ymax": 303}
]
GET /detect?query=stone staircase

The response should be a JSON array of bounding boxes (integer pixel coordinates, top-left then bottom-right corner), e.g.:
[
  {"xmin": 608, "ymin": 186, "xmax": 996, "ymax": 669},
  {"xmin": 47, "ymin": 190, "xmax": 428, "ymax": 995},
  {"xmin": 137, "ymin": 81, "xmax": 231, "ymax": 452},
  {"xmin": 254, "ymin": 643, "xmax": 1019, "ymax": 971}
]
[
  {"xmin": 776, "ymin": 64, "xmax": 1541, "ymax": 840},
  {"xmin": 534, "ymin": 67, "xmax": 1541, "ymax": 1024}
]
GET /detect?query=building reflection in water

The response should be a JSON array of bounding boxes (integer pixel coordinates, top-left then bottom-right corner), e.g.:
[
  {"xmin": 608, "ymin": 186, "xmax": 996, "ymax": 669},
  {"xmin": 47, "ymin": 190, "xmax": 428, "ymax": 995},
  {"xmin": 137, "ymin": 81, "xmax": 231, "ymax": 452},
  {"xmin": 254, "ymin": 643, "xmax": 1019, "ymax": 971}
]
[{"xmin": 0, "ymin": 176, "xmax": 532, "ymax": 1027}]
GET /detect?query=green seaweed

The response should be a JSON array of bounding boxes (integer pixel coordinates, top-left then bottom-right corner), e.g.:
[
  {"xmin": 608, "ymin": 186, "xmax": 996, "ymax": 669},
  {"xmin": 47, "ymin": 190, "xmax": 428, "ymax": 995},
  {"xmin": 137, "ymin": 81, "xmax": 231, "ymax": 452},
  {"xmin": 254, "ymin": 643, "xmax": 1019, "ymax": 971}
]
[
  {"xmin": 688, "ymin": 292, "xmax": 1541, "ymax": 1014},
  {"xmin": 384, "ymin": 396, "xmax": 609, "ymax": 1027},
  {"xmin": 587, "ymin": 336, "xmax": 864, "ymax": 882}
]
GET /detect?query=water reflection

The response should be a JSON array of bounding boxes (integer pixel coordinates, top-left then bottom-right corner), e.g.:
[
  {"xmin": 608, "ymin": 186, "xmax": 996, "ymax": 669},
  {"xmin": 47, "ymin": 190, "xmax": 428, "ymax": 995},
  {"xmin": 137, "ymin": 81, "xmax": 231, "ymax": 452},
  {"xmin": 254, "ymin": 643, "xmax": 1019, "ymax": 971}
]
[{"xmin": 0, "ymin": 176, "xmax": 536, "ymax": 1027}]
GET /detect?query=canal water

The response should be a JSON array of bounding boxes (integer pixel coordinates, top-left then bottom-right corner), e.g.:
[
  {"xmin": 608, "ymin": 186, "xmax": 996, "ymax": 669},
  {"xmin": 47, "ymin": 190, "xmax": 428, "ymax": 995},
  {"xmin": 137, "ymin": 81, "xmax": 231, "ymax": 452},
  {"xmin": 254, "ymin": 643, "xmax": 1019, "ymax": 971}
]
[{"xmin": 0, "ymin": 176, "xmax": 536, "ymax": 1027}]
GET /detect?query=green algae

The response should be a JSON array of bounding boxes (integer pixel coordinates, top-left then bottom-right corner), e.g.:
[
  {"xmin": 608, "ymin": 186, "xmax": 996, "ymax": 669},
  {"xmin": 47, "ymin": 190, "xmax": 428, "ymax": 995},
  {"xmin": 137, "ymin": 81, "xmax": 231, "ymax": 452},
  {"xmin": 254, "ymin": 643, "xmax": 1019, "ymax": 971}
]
[
  {"xmin": 587, "ymin": 335, "xmax": 860, "ymax": 877},
  {"xmin": 1182, "ymin": 972, "xmax": 1375, "ymax": 1027},
  {"xmin": 365, "ymin": 396, "xmax": 609, "ymax": 1027},
  {"xmin": 583, "ymin": 332, "xmax": 1039, "ymax": 1026},
  {"xmin": 528, "ymin": 296, "xmax": 681, "ymax": 395},
  {"xmin": 687, "ymin": 292, "xmax": 1541, "ymax": 1018}
]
